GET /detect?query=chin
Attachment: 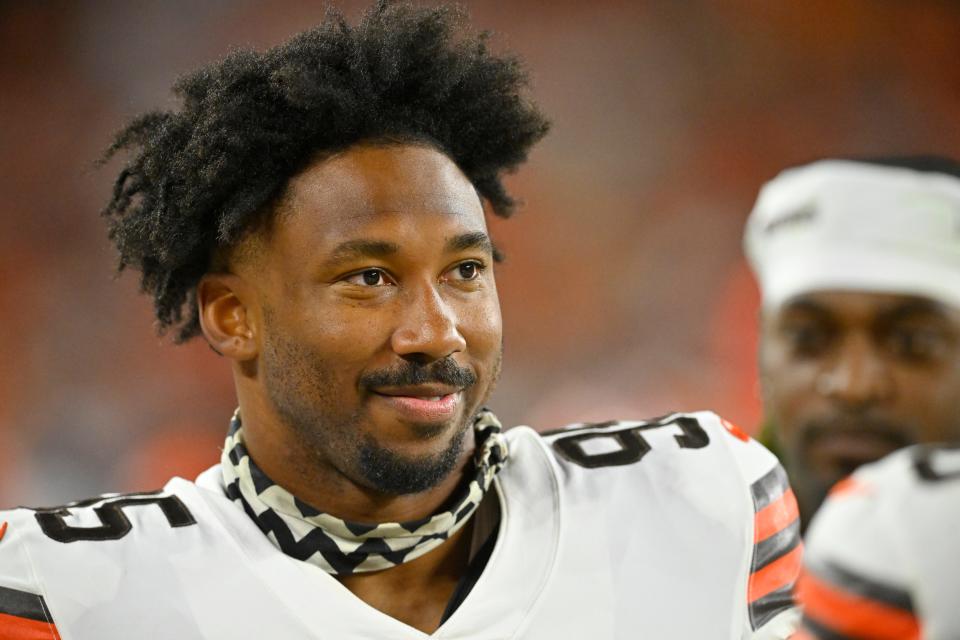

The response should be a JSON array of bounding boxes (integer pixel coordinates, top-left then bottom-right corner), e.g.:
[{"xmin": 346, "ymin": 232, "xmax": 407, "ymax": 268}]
[
  {"xmin": 406, "ymin": 419, "xmax": 455, "ymax": 440},
  {"xmin": 384, "ymin": 414, "xmax": 472, "ymax": 460},
  {"xmin": 356, "ymin": 426, "xmax": 468, "ymax": 495}
]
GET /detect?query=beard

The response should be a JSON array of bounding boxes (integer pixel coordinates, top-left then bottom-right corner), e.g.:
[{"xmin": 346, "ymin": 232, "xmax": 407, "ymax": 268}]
[
  {"xmin": 355, "ymin": 429, "xmax": 467, "ymax": 495},
  {"xmin": 786, "ymin": 415, "xmax": 915, "ymax": 523},
  {"xmin": 259, "ymin": 311, "xmax": 492, "ymax": 496}
]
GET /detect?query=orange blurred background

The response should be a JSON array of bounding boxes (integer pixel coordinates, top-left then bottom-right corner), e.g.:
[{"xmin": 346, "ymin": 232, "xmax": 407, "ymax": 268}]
[{"xmin": 2, "ymin": 0, "xmax": 960, "ymax": 505}]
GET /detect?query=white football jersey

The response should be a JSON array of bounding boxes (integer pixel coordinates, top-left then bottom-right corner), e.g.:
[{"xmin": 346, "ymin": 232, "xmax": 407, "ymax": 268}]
[
  {"xmin": 0, "ymin": 412, "xmax": 799, "ymax": 639},
  {"xmin": 797, "ymin": 444, "xmax": 960, "ymax": 640}
]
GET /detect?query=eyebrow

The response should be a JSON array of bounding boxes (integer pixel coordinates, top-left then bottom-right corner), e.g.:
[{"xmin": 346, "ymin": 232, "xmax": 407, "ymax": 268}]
[
  {"xmin": 781, "ymin": 295, "xmax": 954, "ymax": 324},
  {"xmin": 883, "ymin": 298, "xmax": 953, "ymax": 322},
  {"xmin": 446, "ymin": 231, "xmax": 495, "ymax": 255},
  {"xmin": 448, "ymin": 231, "xmax": 504, "ymax": 263},
  {"xmin": 780, "ymin": 298, "xmax": 830, "ymax": 317},
  {"xmin": 325, "ymin": 239, "xmax": 400, "ymax": 265},
  {"xmin": 324, "ymin": 232, "xmax": 498, "ymax": 267}
]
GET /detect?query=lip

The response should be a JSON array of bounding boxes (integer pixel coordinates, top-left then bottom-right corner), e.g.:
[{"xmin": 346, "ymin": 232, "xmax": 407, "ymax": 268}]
[
  {"xmin": 372, "ymin": 383, "xmax": 461, "ymax": 398},
  {"xmin": 370, "ymin": 386, "xmax": 462, "ymax": 423},
  {"xmin": 805, "ymin": 430, "xmax": 907, "ymax": 476}
]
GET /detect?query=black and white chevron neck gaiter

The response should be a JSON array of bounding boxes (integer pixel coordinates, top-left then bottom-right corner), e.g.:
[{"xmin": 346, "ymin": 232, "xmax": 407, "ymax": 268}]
[{"xmin": 221, "ymin": 408, "xmax": 509, "ymax": 575}]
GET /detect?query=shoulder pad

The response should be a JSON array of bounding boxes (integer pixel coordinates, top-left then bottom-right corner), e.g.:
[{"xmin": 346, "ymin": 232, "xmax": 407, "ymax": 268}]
[
  {"xmin": 0, "ymin": 508, "xmax": 61, "ymax": 638},
  {"xmin": 534, "ymin": 411, "xmax": 800, "ymax": 633}
]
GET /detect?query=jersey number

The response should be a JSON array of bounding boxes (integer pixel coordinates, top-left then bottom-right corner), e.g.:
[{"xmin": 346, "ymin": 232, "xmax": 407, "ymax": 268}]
[
  {"xmin": 913, "ymin": 444, "xmax": 960, "ymax": 483},
  {"xmin": 552, "ymin": 416, "xmax": 710, "ymax": 469},
  {"xmin": 34, "ymin": 492, "xmax": 196, "ymax": 543}
]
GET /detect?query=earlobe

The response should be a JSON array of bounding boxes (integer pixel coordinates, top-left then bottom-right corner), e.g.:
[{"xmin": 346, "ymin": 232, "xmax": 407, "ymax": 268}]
[{"xmin": 197, "ymin": 274, "xmax": 259, "ymax": 361}]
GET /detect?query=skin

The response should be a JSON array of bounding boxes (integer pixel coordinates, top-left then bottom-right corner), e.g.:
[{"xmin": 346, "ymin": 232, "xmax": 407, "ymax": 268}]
[
  {"xmin": 759, "ymin": 290, "xmax": 960, "ymax": 526},
  {"xmin": 196, "ymin": 143, "xmax": 503, "ymax": 632}
]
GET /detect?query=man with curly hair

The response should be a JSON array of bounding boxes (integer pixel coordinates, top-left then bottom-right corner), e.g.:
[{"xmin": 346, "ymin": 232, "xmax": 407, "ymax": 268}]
[{"xmin": 0, "ymin": 4, "xmax": 798, "ymax": 638}]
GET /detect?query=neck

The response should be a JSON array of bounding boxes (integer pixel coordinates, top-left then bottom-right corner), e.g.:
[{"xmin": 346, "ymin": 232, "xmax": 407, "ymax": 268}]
[
  {"xmin": 336, "ymin": 519, "xmax": 476, "ymax": 633},
  {"xmin": 234, "ymin": 392, "xmax": 477, "ymax": 525}
]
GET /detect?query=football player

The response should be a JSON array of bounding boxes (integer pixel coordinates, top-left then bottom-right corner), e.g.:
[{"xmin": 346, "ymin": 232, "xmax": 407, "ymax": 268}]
[
  {"xmin": 745, "ymin": 157, "xmax": 960, "ymax": 528},
  {"xmin": 0, "ymin": 3, "xmax": 799, "ymax": 638},
  {"xmin": 795, "ymin": 443, "xmax": 960, "ymax": 638}
]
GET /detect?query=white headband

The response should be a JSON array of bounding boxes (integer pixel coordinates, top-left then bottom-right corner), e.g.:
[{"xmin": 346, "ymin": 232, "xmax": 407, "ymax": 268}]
[{"xmin": 744, "ymin": 160, "xmax": 960, "ymax": 310}]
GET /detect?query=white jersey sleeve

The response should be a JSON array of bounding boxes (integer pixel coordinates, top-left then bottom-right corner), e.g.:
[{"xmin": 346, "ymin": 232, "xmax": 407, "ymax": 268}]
[
  {"xmin": 716, "ymin": 415, "xmax": 803, "ymax": 640},
  {"xmin": 0, "ymin": 485, "xmax": 325, "ymax": 639},
  {"xmin": 0, "ymin": 506, "xmax": 61, "ymax": 639},
  {"xmin": 796, "ymin": 444, "xmax": 960, "ymax": 640},
  {"xmin": 533, "ymin": 410, "xmax": 801, "ymax": 640},
  {"xmin": 0, "ymin": 490, "xmax": 203, "ymax": 640}
]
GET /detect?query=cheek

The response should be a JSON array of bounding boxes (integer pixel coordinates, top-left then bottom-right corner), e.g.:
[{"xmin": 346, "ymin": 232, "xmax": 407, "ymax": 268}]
[
  {"xmin": 460, "ymin": 295, "xmax": 502, "ymax": 362},
  {"xmin": 302, "ymin": 301, "xmax": 393, "ymax": 359},
  {"xmin": 897, "ymin": 365, "xmax": 960, "ymax": 422},
  {"xmin": 265, "ymin": 309, "xmax": 381, "ymax": 397},
  {"xmin": 760, "ymin": 347, "xmax": 820, "ymax": 427}
]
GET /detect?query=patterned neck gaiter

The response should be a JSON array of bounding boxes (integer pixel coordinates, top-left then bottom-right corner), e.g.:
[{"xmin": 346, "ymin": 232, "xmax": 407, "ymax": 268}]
[{"xmin": 221, "ymin": 408, "xmax": 509, "ymax": 575}]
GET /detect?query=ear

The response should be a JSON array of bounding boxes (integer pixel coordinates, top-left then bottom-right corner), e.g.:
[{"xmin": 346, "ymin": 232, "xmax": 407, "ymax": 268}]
[{"xmin": 197, "ymin": 273, "xmax": 259, "ymax": 361}]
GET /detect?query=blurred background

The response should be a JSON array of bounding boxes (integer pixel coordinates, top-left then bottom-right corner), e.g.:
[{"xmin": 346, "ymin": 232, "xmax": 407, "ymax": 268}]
[{"xmin": 2, "ymin": 0, "xmax": 960, "ymax": 506}]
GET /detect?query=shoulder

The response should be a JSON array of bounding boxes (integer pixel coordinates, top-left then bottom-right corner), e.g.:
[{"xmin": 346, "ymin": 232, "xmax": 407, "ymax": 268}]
[
  {"xmin": 506, "ymin": 412, "xmax": 801, "ymax": 636},
  {"xmin": 0, "ymin": 506, "xmax": 61, "ymax": 638},
  {"xmin": 798, "ymin": 444, "xmax": 960, "ymax": 639},
  {"xmin": 509, "ymin": 411, "xmax": 789, "ymax": 516},
  {"xmin": 517, "ymin": 410, "xmax": 783, "ymax": 488},
  {"xmin": 0, "ymin": 474, "xmax": 231, "ymax": 636},
  {"xmin": 0, "ymin": 481, "xmax": 207, "ymax": 566},
  {"xmin": 806, "ymin": 443, "xmax": 960, "ymax": 549}
]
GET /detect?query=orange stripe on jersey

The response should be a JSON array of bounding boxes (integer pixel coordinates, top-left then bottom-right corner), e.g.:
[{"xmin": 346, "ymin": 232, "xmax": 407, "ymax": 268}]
[
  {"xmin": 749, "ymin": 544, "xmax": 803, "ymax": 604},
  {"xmin": 0, "ymin": 612, "xmax": 61, "ymax": 640},
  {"xmin": 796, "ymin": 570, "xmax": 921, "ymax": 640},
  {"xmin": 0, "ymin": 522, "xmax": 7, "ymax": 543},
  {"xmin": 747, "ymin": 464, "xmax": 800, "ymax": 630},
  {"xmin": 754, "ymin": 488, "xmax": 799, "ymax": 543},
  {"xmin": 721, "ymin": 418, "xmax": 750, "ymax": 442},
  {"xmin": 827, "ymin": 476, "xmax": 870, "ymax": 500}
]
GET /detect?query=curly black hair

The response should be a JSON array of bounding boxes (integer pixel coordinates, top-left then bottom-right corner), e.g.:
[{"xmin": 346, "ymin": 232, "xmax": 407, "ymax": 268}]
[{"xmin": 102, "ymin": 1, "xmax": 550, "ymax": 342}]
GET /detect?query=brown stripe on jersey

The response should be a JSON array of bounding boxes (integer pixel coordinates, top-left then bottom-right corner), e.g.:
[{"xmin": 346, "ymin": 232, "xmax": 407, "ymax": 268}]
[
  {"xmin": 796, "ymin": 568, "xmax": 921, "ymax": 639},
  {"xmin": 752, "ymin": 518, "xmax": 801, "ymax": 571},
  {"xmin": 0, "ymin": 585, "xmax": 54, "ymax": 623},
  {"xmin": 0, "ymin": 586, "xmax": 60, "ymax": 640},
  {"xmin": 748, "ymin": 545, "xmax": 802, "ymax": 629},
  {"xmin": 748, "ymin": 584, "xmax": 795, "ymax": 630},
  {"xmin": 805, "ymin": 557, "xmax": 914, "ymax": 612},
  {"xmin": 750, "ymin": 464, "xmax": 790, "ymax": 511},
  {"xmin": 747, "ymin": 463, "xmax": 800, "ymax": 630}
]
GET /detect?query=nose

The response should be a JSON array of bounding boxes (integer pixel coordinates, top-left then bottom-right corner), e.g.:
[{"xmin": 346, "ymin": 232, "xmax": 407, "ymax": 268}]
[
  {"xmin": 816, "ymin": 333, "xmax": 894, "ymax": 410},
  {"xmin": 390, "ymin": 281, "xmax": 466, "ymax": 362}
]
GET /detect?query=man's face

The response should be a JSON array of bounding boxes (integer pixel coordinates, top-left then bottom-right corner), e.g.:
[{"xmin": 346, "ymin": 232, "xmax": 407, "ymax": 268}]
[
  {"xmin": 247, "ymin": 143, "xmax": 502, "ymax": 495},
  {"xmin": 760, "ymin": 290, "xmax": 960, "ymax": 518}
]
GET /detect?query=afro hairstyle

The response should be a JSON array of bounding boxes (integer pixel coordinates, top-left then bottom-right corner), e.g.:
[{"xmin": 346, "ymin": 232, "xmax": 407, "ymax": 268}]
[{"xmin": 102, "ymin": 1, "xmax": 550, "ymax": 342}]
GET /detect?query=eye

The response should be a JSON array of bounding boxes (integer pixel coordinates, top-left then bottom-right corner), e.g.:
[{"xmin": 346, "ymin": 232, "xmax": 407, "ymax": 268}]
[
  {"xmin": 781, "ymin": 322, "xmax": 833, "ymax": 358},
  {"xmin": 344, "ymin": 269, "xmax": 392, "ymax": 287},
  {"xmin": 446, "ymin": 260, "xmax": 485, "ymax": 282},
  {"xmin": 886, "ymin": 327, "xmax": 949, "ymax": 362}
]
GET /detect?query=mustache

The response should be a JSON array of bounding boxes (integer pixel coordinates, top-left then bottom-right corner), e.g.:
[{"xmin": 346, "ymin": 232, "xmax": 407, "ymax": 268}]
[
  {"xmin": 799, "ymin": 417, "xmax": 915, "ymax": 448},
  {"xmin": 359, "ymin": 357, "xmax": 477, "ymax": 390}
]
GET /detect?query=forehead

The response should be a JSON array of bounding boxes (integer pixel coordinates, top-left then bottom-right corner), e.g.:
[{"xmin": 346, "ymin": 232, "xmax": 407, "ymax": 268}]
[
  {"xmin": 770, "ymin": 290, "xmax": 960, "ymax": 324},
  {"xmin": 276, "ymin": 143, "xmax": 485, "ymax": 243}
]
